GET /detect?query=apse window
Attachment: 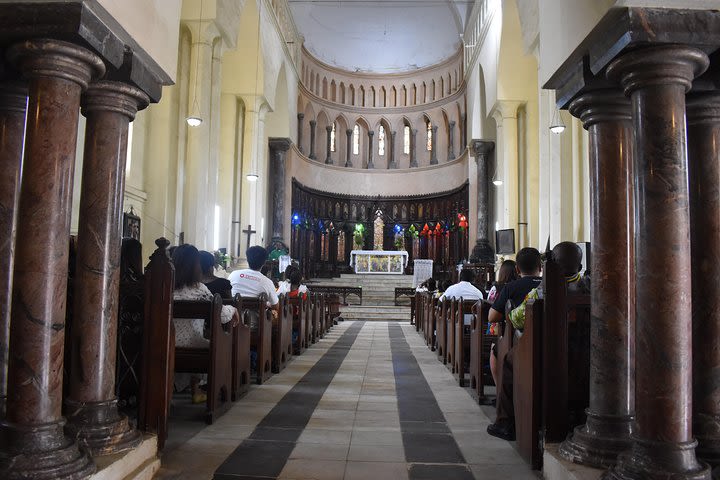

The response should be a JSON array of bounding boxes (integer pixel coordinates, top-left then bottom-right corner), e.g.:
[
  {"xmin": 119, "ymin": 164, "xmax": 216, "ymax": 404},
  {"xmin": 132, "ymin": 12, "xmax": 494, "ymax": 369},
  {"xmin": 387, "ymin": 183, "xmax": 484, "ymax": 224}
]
[
  {"xmin": 353, "ymin": 125, "xmax": 360, "ymax": 155},
  {"xmin": 330, "ymin": 123, "xmax": 336, "ymax": 152},
  {"xmin": 378, "ymin": 126, "xmax": 386, "ymax": 156},
  {"xmin": 426, "ymin": 120, "xmax": 432, "ymax": 151},
  {"xmin": 403, "ymin": 126, "xmax": 410, "ymax": 155}
]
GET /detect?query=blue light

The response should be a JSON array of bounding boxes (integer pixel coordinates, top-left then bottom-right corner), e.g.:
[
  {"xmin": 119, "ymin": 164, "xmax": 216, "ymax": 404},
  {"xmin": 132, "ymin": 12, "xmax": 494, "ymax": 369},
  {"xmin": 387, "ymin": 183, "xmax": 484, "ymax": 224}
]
[
  {"xmin": 291, "ymin": 213, "xmax": 301, "ymax": 225},
  {"xmin": 394, "ymin": 224, "xmax": 403, "ymax": 234}
]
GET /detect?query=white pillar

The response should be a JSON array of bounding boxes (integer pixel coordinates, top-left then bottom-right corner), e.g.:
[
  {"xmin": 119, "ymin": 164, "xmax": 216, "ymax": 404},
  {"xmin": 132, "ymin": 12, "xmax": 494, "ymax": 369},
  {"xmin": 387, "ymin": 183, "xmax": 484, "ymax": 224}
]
[{"xmin": 491, "ymin": 100, "xmax": 524, "ymax": 252}]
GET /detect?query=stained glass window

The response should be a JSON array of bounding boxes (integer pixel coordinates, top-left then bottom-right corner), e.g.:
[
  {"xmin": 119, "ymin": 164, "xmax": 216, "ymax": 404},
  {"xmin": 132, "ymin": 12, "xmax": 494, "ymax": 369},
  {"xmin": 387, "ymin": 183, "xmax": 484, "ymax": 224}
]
[
  {"xmin": 403, "ymin": 126, "xmax": 410, "ymax": 155},
  {"xmin": 353, "ymin": 125, "xmax": 360, "ymax": 155},
  {"xmin": 378, "ymin": 126, "xmax": 386, "ymax": 156},
  {"xmin": 426, "ymin": 120, "xmax": 432, "ymax": 151}
]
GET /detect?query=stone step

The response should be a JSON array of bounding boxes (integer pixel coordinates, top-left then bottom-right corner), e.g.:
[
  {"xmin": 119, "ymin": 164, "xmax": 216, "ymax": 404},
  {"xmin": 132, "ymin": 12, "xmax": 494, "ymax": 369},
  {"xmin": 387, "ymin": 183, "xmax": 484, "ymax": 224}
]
[{"xmin": 340, "ymin": 306, "xmax": 410, "ymax": 314}]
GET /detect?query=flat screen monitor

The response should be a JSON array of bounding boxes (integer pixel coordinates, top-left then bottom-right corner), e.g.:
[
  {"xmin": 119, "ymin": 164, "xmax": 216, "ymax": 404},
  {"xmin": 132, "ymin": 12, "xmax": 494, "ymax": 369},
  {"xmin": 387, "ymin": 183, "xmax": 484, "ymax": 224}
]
[{"xmin": 495, "ymin": 229, "xmax": 515, "ymax": 255}]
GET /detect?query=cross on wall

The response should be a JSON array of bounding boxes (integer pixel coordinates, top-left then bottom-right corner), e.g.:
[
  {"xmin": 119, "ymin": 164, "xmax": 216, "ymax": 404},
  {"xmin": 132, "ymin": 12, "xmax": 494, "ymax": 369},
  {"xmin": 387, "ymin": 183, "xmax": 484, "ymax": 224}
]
[{"xmin": 243, "ymin": 224, "xmax": 257, "ymax": 251}]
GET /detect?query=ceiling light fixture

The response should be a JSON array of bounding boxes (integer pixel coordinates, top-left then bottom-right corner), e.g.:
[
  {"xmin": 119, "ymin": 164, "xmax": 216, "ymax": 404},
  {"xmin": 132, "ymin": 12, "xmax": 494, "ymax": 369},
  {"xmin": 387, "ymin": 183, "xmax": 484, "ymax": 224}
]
[
  {"xmin": 186, "ymin": 0, "xmax": 204, "ymax": 127},
  {"xmin": 549, "ymin": 104, "xmax": 566, "ymax": 134}
]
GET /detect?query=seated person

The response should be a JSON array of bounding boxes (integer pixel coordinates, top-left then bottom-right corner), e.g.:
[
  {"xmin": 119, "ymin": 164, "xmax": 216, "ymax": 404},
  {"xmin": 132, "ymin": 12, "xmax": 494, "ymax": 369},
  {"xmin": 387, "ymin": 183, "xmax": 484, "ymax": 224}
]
[
  {"xmin": 199, "ymin": 250, "xmax": 232, "ymax": 298},
  {"xmin": 228, "ymin": 246, "xmax": 280, "ymax": 327},
  {"xmin": 487, "ymin": 260, "xmax": 518, "ymax": 304},
  {"xmin": 415, "ymin": 277, "xmax": 437, "ymax": 294},
  {"xmin": 284, "ymin": 268, "xmax": 308, "ymax": 345},
  {"xmin": 439, "ymin": 270, "xmax": 484, "ymax": 328},
  {"xmin": 172, "ymin": 244, "xmax": 239, "ymax": 403},
  {"xmin": 486, "ymin": 247, "xmax": 543, "ymax": 440},
  {"xmin": 278, "ymin": 265, "xmax": 304, "ymax": 295}
]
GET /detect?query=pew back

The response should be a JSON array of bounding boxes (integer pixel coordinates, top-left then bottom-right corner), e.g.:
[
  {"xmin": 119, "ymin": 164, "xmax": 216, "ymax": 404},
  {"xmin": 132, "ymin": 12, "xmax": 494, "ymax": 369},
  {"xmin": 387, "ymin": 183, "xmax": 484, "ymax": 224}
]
[{"xmin": 240, "ymin": 294, "xmax": 273, "ymax": 384}]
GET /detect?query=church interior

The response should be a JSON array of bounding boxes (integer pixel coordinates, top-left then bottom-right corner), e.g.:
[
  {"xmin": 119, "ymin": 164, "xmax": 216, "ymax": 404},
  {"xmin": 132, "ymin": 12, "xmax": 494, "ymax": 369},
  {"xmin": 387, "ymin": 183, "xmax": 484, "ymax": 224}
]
[{"xmin": 1, "ymin": 0, "xmax": 720, "ymax": 479}]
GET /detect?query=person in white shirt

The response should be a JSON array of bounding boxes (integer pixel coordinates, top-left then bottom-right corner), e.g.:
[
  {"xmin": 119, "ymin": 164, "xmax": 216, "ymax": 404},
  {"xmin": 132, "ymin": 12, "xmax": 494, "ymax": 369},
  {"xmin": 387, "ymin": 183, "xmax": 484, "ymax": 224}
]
[
  {"xmin": 228, "ymin": 246, "xmax": 280, "ymax": 311},
  {"xmin": 439, "ymin": 269, "xmax": 485, "ymax": 302}
]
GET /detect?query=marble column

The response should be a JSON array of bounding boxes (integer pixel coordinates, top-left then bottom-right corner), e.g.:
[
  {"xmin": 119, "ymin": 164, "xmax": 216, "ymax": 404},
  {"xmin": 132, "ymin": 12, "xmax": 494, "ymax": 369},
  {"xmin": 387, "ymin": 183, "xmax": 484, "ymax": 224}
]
[
  {"xmin": 325, "ymin": 125, "xmax": 333, "ymax": 165},
  {"xmin": 345, "ymin": 129, "xmax": 353, "ymax": 168},
  {"xmin": 604, "ymin": 45, "xmax": 710, "ymax": 480},
  {"xmin": 410, "ymin": 128, "xmax": 418, "ymax": 168},
  {"xmin": 559, "ymin": 90, "xmax": 635, "ymax": 468},
  {"xmin": 469, "ymin": 140, "xmax": 495, "ymax": 263},
  {"xmin": 389, "ymin": 130, "xmax": 397, "ymax": 169},
  {"xmin": 367, "ymin": 130, "xmax": 374, "ymax": 169},
  {"xmin": 687, "ymin": 91, "xmax": 720, "ymax": 471},
  {"xmin": 460, "ymin": 113, "xmax": 467, "ymax": 148},
  {"xmin": 309, "ymin": 119, "xmax": 317, "ymax": 160},
  {"xmin": 0, "ymin": 84, "xmax": 27, "ymax": 418},
  {"xmin": 430, "ymin": 125, "xmax": 439, "ymax": 165},
  {"xmin": 64, "ymin": 81, "xmax": 148, "ymax": 456},
  {"xmin": 269, "ymin": 137, "xmax": 292, "ymax": 251},
  {"xmin": 297, "ymin": 113, "xmax": 304, "ymax": 154},
  {"xmin": 1, "ymin": 39, "xmax": 104, "ymax": 480},
  {"xmin": 448, "ymin": 120, "xmax": 456, "ymax": 161}
]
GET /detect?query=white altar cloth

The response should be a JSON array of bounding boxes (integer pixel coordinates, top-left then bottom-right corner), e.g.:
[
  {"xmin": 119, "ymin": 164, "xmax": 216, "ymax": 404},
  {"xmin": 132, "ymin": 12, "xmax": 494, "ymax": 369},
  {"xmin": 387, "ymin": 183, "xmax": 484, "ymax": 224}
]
[{"xmin": 350, "ymin": 250, "xmax": 409, "ymax": 274}]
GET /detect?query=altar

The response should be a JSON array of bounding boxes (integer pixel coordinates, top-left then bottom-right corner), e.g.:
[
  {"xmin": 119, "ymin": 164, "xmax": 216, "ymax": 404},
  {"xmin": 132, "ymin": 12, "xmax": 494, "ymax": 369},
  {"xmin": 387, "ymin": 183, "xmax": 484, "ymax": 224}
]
[{"xmin": 350, "ymin": 250, "xmax": 409, "ymax": 275}]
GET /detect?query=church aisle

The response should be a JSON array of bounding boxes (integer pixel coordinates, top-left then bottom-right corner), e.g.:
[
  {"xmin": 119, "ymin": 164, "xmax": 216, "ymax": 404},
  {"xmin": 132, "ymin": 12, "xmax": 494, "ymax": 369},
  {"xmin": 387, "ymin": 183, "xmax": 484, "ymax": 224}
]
[{"xmin": 158, "ymin": 321, "xmax": 537, "ymax": 480}]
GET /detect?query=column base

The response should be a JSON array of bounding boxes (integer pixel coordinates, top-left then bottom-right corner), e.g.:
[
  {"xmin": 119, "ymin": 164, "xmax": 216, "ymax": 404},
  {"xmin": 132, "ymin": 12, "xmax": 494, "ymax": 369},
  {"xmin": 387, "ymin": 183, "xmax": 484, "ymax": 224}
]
[
  {"xmin": 64, "ymin": 398, "xmax": 142, "ymax": 457},
  {"xmin": 367, "ymin": 162, "xmax": 374, "ymax": 169},
  {"xmin": 602, "ymin": 438, "xmax": 710, "ymax": 480},
  {"xmin": 345, "ymin": 162, "xmax": 352, "ymax": 168},
  {"xmin": 470, "ymin": 239, "xmax": 495, "ymax": 263},
  {"xmin": 0, "ymin": 419, "xmax": 95, "ymax": 480},
  {"xmin": 389, "ymin": 161, "xmax": 398, "ymax": 169},
  {"xmin": 309, "ymin": 154, "xmax": 317, "ymax": 160},
  {"xmin": 559, "ymin": 411, "xmax": 634, "ymax": 468},
  {"xmin": 695, "ymin": 414, "xmax": 720, "ymax": 471}
]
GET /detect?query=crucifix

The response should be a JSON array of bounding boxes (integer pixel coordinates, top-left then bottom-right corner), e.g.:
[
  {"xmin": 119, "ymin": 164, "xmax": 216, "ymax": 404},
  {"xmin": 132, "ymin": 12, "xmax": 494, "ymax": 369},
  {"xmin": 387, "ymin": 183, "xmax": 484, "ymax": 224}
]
[{"xmin": 242, "ymin": 224, "xmax": 257, "ymax": 251}]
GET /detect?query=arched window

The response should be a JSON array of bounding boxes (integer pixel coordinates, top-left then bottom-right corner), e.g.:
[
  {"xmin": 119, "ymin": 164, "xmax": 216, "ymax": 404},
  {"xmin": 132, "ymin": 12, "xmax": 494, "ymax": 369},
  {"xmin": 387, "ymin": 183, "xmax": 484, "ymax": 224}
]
[
  {"xmin": 330, "ymin": 123, "xmax": 337, "ymax": 152},
  {"xmin": 403, "ymin": 126, "xmax": 411, "ymax": 155},
  {"xmin": 426, "ymin": 120, "xmax": 433, "ymax": 151},
  {"xmin": 378, "ymin": 126, "xmax": 386, "ymax": 156},
  {"xmin": 353, "ymin": 125, "xmax": 360, "ymax": 155}
]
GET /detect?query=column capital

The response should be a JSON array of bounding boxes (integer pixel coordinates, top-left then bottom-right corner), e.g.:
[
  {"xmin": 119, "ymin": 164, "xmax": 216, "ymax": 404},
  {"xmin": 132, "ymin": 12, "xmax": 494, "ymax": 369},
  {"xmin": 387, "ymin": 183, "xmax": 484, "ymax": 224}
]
[
  {"xmin": 368, "ymin": 130, "xmax": 374, "ymax": 137},
  {"xmin": 687, "ymin": 92, "xmax": 720, "ymax": 125},
  {"xmin": 326, "ymin": 125, "xmax": 333, "ymax": 132},
  {"xmin": 568, "ymin": 90, "xmax": 631, "ymax": 129},
  {"xmin": 470, "ymin": 139, "xmax": 494, "ymax": 159},
  {"xmin": 309, "ymin": 119, "xmax": 317, "ymax": 126},
  {"xmin": 607, "ymin": 45, "xmax": 708, "ymax": 96},
  {"xmin": 490, "ymin": 100, "xmax": 525, "ymax": 122},
  {"xmin": 0, "ymin": 84, "xmax": 28, "ymax": 113},
  {"xmin": 346, "ymin": 129, "xmax": 353, "ymax": 136},
  {"xmin": 7, "ymin": 39, "xmax": 105, "ymax": 90},
  {"xmin": 82, "ymin": 81, "xmax": 150, "ymax": 120},
  {"xmin": 297, "ymin": 113, "xmax": 305, "ymax": 120},
  {"xmin": 269, "ymin": 137, "xmax": 293, "ymax": 152}
]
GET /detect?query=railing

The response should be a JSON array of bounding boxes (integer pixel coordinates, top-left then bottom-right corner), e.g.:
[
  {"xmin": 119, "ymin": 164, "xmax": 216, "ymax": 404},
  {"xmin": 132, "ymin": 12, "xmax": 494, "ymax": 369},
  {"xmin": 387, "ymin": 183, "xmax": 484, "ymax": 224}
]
[
  {"xmin": 463, "ymin": 0, "xmax": 500, "ymax": 75},
  {"xmin": 309, "ymin": 286, "xmax": 362, "ymax": 305}
]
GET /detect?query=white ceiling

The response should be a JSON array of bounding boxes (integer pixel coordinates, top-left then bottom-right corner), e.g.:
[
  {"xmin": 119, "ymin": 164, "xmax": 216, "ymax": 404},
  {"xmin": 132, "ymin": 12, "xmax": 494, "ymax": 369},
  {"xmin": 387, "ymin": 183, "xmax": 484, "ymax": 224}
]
[{"xmin": 288, "ymin": 0, "xmax": 473, "ymax": 74}]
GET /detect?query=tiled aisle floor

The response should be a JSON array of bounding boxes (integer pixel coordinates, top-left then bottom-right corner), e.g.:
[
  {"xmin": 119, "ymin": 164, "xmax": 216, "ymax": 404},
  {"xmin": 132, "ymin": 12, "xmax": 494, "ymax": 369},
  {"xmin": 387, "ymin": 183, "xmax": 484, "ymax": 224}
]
[{"xmin": 159, "ymin": 321, "xmax": 537, "ymax": 480}]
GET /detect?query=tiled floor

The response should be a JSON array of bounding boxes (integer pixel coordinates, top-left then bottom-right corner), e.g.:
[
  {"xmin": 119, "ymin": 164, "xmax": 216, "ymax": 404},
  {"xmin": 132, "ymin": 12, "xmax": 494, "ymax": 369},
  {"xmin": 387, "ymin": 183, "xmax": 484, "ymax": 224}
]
[{"xmin": 159, "ymin": 321, "xmax": 538, "ymax": 480}]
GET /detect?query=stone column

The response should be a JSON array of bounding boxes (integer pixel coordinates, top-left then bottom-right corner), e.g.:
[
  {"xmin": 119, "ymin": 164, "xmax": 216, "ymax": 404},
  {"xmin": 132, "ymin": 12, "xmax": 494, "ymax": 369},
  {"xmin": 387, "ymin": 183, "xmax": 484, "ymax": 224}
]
[
  {"xmin": 367, "ymin": 130, "xmax": 374, "ymax": 169},
  {"xmin": 687, "ymin": 91, "xmax": 720, "ymax": 471},
  {"xmin": 325, "ymin": 125, "xmax": 333, "ymax": 165},
  {"xmin": 448, "ymin": 120, "xmax": 456, "ymax": 161},
  {"xmin": 1, "ymin": 39, "xmax": 104, "ymax": 480},
  {"xmin": 559, "ymin": 90, "xmax": 635, "ymax": 468},
  {"xmin": 269, "ymin": 137, "xmax": 292, "ymax": 251},
  {"xmin": 0, "ymin": 84, "xmax": 27, "ymax": 417},
  {"xmin": 64, "ymin": 81, "xmax": 148, "ymax": 456},
  {"xmin": 604, "ymin": 45, "xmax": 710, "ymax": 480},
  {"xmin": 309, "ymin": 119, "xmax": 317, "ymax": 160},
  {"xmin": 345, "ymin": 128, "xmax": 353, "ymax": 167},
  {"xmin": 410, "ymin": 128, "xmax": 418, "ymax": 168},
  {"xmin": 297, "ymin": 113, "xmax": 305, "ymax": 154},
  {"xmin": 492, "ymin": 101, "xmax": 522, "ymax": 242},
  {"xmin": 389, "ymin": 130, "xmax": 397, "ymax": 169},
  {"xmin": 430, "ymin": 125, "xmax": 439, "ymax": 165},
  {"xmin": 461, "ymin": 113, "xmax": 467, "ymax": 148},
  {"xmin": 469, "ymin": 140, "xmax": 495, "ymax": 263}
]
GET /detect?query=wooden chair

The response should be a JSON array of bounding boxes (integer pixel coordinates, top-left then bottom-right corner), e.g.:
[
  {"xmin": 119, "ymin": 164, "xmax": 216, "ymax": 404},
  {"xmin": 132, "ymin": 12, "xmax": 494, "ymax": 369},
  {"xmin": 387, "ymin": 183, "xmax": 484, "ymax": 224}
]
[
  {"xmin": 272, "ymin": 295, "xmax": 293, "ymax": 373},
  {"xmin": 453, "ymin": 299, "xmax": 478, "ymax": 387},
  {"xmin": 223, "ymin": 294, "xmax": 251, "ymax": 401},
  {"xmin": 470, "ymin": 300, "xmax": 496, "ymax": 404},
  {"xmin": 288, "ymin": 295, "xmax": 307, "ymax": 355},
  {"xmin": 173, "ymin": 294, "xmax": 233, "ymax": 424},
  {"xmin": 240, "ymin": 295, "xmax": 273, "ymax": 384},
  {"xmin": 138, "ymin": 238, "xmax": 174, "ymax": 450},
  {"xmin": 513, "ymin": 259, "xmax": 591, "ymax": 469},
  {"xmin": 436, "ymin": 298, "xmax": 449, "ymax": 363}
]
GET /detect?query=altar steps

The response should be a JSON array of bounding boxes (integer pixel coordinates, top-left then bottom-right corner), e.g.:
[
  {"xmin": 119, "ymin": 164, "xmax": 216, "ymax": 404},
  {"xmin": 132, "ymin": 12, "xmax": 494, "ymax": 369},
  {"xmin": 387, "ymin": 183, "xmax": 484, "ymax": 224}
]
[{"xmin": 307, "ymin": 273, "xmax": 414, "ymax": 321}]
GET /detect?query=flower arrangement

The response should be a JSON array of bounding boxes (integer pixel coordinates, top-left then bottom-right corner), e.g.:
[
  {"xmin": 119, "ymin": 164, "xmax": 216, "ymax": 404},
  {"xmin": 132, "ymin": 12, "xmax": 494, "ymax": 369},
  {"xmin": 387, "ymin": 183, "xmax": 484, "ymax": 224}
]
[
  {"xmin": 213, "ymin": 250, "xmax": 233, "ymax": 270},
  {"xmin": 353, "ymin": 223, "xmax": 365, "ymax": 250},
  {"xmin": 393, "ymin": 224, "xmax": 405, "ymax": 251},
  {"xmin": 408, "ymin": 224, "xmax": 419, "ymax": 239}
]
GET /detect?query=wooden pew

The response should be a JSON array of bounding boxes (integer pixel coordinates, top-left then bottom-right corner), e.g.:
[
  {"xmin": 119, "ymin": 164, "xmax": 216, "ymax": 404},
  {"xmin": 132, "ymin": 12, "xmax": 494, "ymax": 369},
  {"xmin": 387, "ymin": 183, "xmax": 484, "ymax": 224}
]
[
  {"xmin": 446, "ymin": 298, "xmax": 457, "ymax": 371},
  {"xmin": 453, "ymin": 299, "xmax": 479, "ymax": 387},
  {"xmin": 469, "ymin": 300, "xmax": 496, "ymax": 404},
  {"xmin": 435, "ymin": 297, "xmax": 449, "ymax": 362},
  {"xmin": 240, "ymin": 294, "xmax": 274, "ymax": 385},
  {"xmin": 415, "ymin": 292, "xmax": 424, "ymax": 332},
  {"xmin": 425, "ymin": 296, "xmax": 438, "ymax": 350},
  {"xmin": 173, "ymin": 294, "xmax": 234, "ymax": 424},
  {"xmin": 273, "ymin": 295, "xmax": 293, "ymax": 373},
  {"xmin": 223, "ymin": 294, "xmax": 251, "ymax": 401},
  {"xmin": 512, "ymin": 260, "xmax": 591, "ymax": 469},
  {"xmin": 138, "ymin": 238, "xmax": 174, "ymax": 450},
  {"xmin": 288, "ymin": 295, "xmax": 307, "ymax": 355},
  {"xmin": 304, "ymin": 293, "xmax": 315, "ymax": 345}
]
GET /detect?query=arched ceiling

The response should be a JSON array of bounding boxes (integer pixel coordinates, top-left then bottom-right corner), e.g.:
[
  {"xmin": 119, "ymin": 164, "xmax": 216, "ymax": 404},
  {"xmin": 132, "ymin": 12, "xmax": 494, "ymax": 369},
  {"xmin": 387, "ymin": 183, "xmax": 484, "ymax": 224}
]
[{"xmin": 288, "ymin": 0, "xmax": 472, "ymax": 74}]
